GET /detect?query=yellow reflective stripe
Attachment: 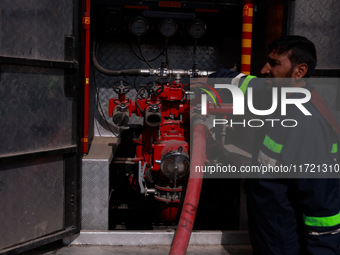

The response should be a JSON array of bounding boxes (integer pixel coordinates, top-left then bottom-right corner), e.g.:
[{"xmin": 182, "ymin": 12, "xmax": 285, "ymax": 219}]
[
  {"xmin": 304, "ymin": 211, "xmax": 340, "ymax": 227},
  {"xmin": 242, "ymin": 39, "xmax": 252, "ymax": 48},
  {"xmin": 241, "ymin": 55, "xmax": 251, "ymax": 65},
  {"xmin": 242, "ymin": 23, "xmax": 253, "ymax": 32},
  {"xmin": 263, "ymin": 135, "xmax": 283, "ymax": 154}
]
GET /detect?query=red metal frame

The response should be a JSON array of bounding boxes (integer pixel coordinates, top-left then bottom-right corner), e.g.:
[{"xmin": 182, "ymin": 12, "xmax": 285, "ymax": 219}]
[
  {"xmin": 81, "ymin": 0, "xmax": 91, "ymax": 154},
  {"xmin": 241, "ymin": 0, "xmax": 254, "ymax": 75}
]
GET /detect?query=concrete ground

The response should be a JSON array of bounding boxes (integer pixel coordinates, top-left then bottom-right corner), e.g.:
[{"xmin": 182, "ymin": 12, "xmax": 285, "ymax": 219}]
[
  {"xmin": 20, "ymin": 230, "xmax": 253, "ymax": 255},
  {"xmin": 22, "ymin": 244, "xmax": 252, "ymax": 255}
]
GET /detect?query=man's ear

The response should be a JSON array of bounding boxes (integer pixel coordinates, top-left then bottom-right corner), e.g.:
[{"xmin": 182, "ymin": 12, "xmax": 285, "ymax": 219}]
[{"xmin": 294, "ymin": 63, "xmax": 308, "ymax": 79}]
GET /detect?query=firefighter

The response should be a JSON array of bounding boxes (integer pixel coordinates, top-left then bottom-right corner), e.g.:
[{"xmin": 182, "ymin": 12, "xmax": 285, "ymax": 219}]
[{"xmin": 211, "ymin": 35, "xmax": 340, "ymax": 254}]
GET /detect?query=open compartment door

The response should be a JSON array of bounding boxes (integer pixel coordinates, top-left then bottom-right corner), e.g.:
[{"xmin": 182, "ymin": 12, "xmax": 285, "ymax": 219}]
[{"xmin": 0, "ymin": 0, "xmax": 81, "ymax": 254}]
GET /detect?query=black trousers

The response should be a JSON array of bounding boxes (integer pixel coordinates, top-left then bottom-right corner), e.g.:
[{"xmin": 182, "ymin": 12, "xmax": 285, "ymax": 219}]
[{"xmin": 246, "ymin": 178, "xmax": 340, "ymax": 255}]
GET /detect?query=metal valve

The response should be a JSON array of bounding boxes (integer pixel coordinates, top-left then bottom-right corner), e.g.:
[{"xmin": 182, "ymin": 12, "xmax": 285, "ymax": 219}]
[
  {"xmin": 113, "ymin": 81, "xmax": 131, "ymax": 94},
  {"xmin": 140, "ymin": 81, "xmax": 164, "ymax": 96}
]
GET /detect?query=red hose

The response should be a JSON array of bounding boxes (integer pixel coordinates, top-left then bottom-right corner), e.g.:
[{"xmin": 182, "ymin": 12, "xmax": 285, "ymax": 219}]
[{"xmin": 169, "ymin": 123, "xmax": 206, "ymax": 255}]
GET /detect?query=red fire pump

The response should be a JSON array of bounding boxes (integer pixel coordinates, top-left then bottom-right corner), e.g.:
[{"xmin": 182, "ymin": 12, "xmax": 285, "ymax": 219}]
[{"xmin": 106, "ymin": 69, "xmax": 213, "ymax": 222}]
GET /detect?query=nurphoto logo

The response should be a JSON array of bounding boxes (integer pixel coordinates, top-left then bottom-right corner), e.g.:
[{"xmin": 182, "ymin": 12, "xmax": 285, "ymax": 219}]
[{"xmin": 198, "ymin": 81, "xmax": 311, "ymax": 128}]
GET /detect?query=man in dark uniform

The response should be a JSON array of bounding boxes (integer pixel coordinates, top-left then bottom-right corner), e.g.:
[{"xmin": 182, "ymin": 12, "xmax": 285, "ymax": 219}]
[{"xmin": 211, "ymin": 35, "xmax": 340, "ymax": 254}]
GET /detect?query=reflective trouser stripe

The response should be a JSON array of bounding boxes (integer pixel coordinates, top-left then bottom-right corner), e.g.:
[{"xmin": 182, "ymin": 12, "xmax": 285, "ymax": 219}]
[
  {"xmin": 263, "ymin": 135, "xmax": 283, "ymax": 154},
  {"xmin": 258, "ymin": 150, "xmax": 277, "ymax": 166},
  {"xmin": 308, "ymin": 228, "xmax": 340, "ymax": 236},
  {"xmin": 304, "ymin": 211, "xmax": 340, "ymax": 227},
  {"xmin": 239, "ymin": 75, "xmax": 256, "ymax": 95}
]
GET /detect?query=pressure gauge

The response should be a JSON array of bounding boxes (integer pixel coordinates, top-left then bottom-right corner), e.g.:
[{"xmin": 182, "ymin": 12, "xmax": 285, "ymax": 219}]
[
  {"xmin": 188, "ymin": 19, "xmax": 207, "ymax": 39},
  {"xmin": 129, "ymin": 16, "xmax": 149, "ymax": 37},
  {"xmin": 159, "ymin": 18, "xmax": 177, "ymax": 38}
]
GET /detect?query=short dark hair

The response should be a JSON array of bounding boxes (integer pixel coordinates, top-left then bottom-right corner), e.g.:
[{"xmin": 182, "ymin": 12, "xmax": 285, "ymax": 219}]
[{"xmin": 268, "ymin": 35, "xmax": 317, "ymax": 77}]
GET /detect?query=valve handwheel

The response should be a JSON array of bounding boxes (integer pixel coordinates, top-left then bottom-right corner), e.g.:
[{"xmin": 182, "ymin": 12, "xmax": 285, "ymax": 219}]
[{"xmin": 113, "ymin": 81, "xmax": 131, "ymax": 94}]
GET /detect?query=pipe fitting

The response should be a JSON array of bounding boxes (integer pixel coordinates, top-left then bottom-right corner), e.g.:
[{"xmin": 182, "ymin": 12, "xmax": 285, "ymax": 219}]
[
  {"xmin": 112, "ymin": 103, "xmax": 129, "ymax": 126},
  {"xmin": 145, "ymin": 104, "xmax": 162, "ymax": 127}
]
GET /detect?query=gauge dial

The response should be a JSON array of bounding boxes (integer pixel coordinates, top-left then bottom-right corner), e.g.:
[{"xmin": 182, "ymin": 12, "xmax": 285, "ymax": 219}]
[
  {"xmin": 188, "ymin": 19, "xmax": 207, "ymax": 39},
  {"xmin": 159, "ymin": 18, "xmax": 177, "ymax": 38},
  {"xmin": 129, "ymin": 16, "xmax": 149, "ymax": 37}
]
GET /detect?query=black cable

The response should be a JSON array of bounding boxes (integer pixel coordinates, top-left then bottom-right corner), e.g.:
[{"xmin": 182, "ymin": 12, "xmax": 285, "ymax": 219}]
[
  {"xmin": 135, "ymin": 87, "xmax": 145, "ymax": 114},
  {"xmin": 164, "ymin": 39, "xmax": 172, "ymax": 82},
  {"xmin": 128, "ymin": 42, "xmax": 145, "ymax": 62},
  {"xmin": 192, "ymin": 39, "xmax": 198, "ymax": 69},
  {"xmin": 138, "ymin": 37, "xmax": 154, "ymax": 69},
  {"xmin": 128, "ymin": 42, "xmax": 166, "ymax": 63},
  {"xmin": 91, "ymin": 59, "xmax": 121, "ymax": 138},
  {"xmin": 164, "ymin": 38, "xmax": 170, "ymax": 69},
  {"xmin": 133, "ymin": 76, "xmax": 138, "ymax": 92}
]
